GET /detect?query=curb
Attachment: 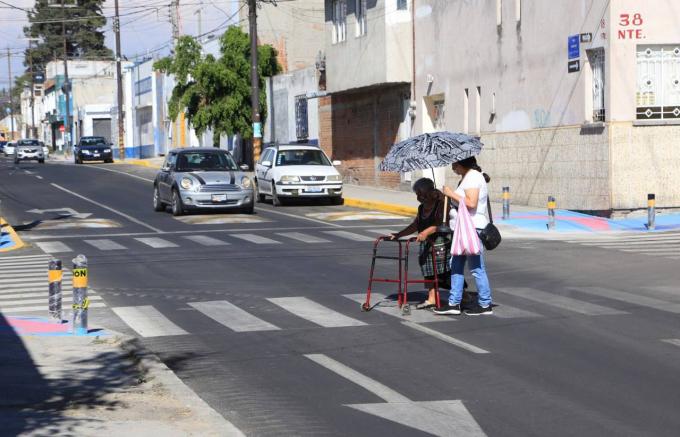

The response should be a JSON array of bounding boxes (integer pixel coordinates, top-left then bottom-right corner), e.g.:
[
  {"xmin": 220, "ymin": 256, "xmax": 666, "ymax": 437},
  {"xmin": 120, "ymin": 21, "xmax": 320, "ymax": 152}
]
[
  {"xmin": 0, "ymin": 217, "xmax": 26, "ymax": 252},
  {"xmin": 344, "ymin": 197, "xmax": 416, "ymax": 216},
  {"xmin": 113, "ymin": 159, "xmax": 161, "ymax": 169}
]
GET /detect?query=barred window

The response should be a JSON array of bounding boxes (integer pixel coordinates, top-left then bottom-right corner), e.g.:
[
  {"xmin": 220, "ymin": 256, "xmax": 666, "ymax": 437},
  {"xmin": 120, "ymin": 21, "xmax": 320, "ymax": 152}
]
[
  {"xmin": 295, "ymin": 96, "xmax": 309, "ymax": 141},
  {"xmin": 636, "ymin": 45, "xmax": 680, "ymax": 120},
  {"xmin": 397, "ymin": 0, "xmax": 407, "ymax": 11},
  {"xmin": 588, "ymin": 48, "xmax": 605, "ymax": 122},
  {"xmin": 355, "ymin": 0, "xmax": 367, "ymax": 37},
  {"xmin": 332, "ymin": 0, "xmax": 347, "ymax": 44}
]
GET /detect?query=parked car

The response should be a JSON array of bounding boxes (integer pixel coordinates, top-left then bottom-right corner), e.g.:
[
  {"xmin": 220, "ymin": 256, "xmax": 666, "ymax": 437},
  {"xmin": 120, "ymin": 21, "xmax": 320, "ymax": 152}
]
[
  {"xmin": 74, "ymin": 136, "xmax": 113, "ymax": 164},
  {"xmin": 254, "ymin": 144, "xmax": 343, "ymax": 206},
  {"xmin": 3, "ymin": 141, "xmax": 16, "ymax": 157},
  {"xmin": 153, "ymin": 148, "xmax": 255, "ymax": 216},
  {"xmin": 14, "ymin": 139, "xmax": 45, "ymax": 164}
]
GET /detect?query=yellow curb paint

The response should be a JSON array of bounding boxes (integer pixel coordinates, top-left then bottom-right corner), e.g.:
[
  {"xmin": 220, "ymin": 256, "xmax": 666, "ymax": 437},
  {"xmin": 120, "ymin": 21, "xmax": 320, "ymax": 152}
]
[
  {"xmin": 344, "ymin": 198, "xmax": 417, "ymax": 216},
  {"xmin": 0, "ymin": 217, "xmax": 26, "ymax": 252},
  {"xmin": 112, "ymin": 159, "xmax": 161, "ymax": 169}
]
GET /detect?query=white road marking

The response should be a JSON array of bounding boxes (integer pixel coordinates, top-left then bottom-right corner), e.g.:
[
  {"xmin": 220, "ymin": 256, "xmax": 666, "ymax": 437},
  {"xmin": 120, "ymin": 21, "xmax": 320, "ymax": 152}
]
[
  {"xmin": 2, "ymin": 279, "xmax": 72, "ymax": 286},
  {"xmin": 189, "ymin": 300, "xmax": 280, "ymax": 332},
  {"xmin": 50, "ymin": 183, "xmax": 163, "ymax": 233},
  {"xmin": 35, "ymin": 175, "xmax": 43, "ymax": 179},
  {"xmin": 0, "ymin": 295, "xmax": 102, "ymax": 305},
  {"xmin": 258, "ymin": 207, "xmax": 345, "ymax": 228},
  {"xmin": 365, "ymin": 229, "xmax": 399, "ymax": 235},
  {"xmin": 0, "ymin": 302, "xmax": 107, "ymax": 313},
  {"xmin": 0, "ymin": 290, "xmax": 79, "ymax": 299},
  {"xmin": 275, "ymin": 232, "xmax": 330, "ymax": 243},
  {"xmin": 490, "ymin": 302, "xmax": 542, "ymax": 319},
  {"xmin": 499, "ymin": 287, "xmax": 627, "ymax": 316},
  {"xmin": 112, "ymin": 305, "xmax": 188, "ymax": 337},
  {"xmin": 183, "ymin": 235, "xmax": 230, "ymax": 246},
  {"xmin": 134, "ymin": 237, "xmax": 179, "ymax": 249},
  {"xmin": 0, "ymin": 255, "xmax": 51, "ymax": 261},
  {"xmin": 661, "ymin": 339, "xmax": 680, "ymax": 348},
  {"xmin": 84, "ymin": 239, "xmax": 128, "ymax": 250},
  {"xmin": 402, "ymin": 321, "xmax": 490, "ymax": 354},
  {"xmin": 306, "ymin": 211, "xmax": 408, "ymax": 221},
  {"xmin": 569, "ymin": 286, "xmax": 680, "ymax": 314},
  {"xmin": 34, "ymin": 241, "xmax": 73, "ymax": 253},
  {"xmin": 0, "ymin": 264, "xmax": 57, "ymax": 272},
  {"xmin": 83, "ymin": 164, "xmax": 154, "ymax": 182},
  {"xmin": 268, "ymin": 297, "xmax": 367, "ymax": 327},
  {"xmin": 229, "ymin": 233, "xmax": 281, "ymax": 245},
  {"xmin": 323, "ymin": 230, "xmax": 376, "ymax": 242},
  {"xmin": 343, "ymin": 293, "xmax": 455, "ymax": 323}
]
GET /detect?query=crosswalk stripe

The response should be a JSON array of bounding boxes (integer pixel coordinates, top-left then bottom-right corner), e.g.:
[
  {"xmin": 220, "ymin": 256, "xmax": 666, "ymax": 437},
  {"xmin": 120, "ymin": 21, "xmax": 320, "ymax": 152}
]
[
  {"xmin": 579, "ymin": 240, "xmax": 680, "ymax": 247},
  {"xmin": 275, "ymin": 232, "xmax": 330, "ymax": 244},
  {"xmin": 498, "ymin": 287, "xmax": 627, "ymax": 316},
  {"xmin": 0, "ymin": 290, "xmax": 84, "ymax": 299},
  {"xmin": 323, "ymin": 230, "xmax": 376, "ymax": 242},
  {"xmin": 112, "ymin": 305, "xmax": 188, "ymax": 337},
  {"xmin": 566, "ymin": 232, "xmax": 680, "ymax": 242},
  {"xmin": 343, "ymin": 293, "xmax": 454, "ymax": 323},
  {"xmin": 365, "ymin": 229, "xmax": 399, "ymax": 236},
  {"xmin": 0, "ymin": 267, "xmax": 60, "ymax": 274},
  {"xmin": 230, "ymin": 233, "xmax": 281, "ymax": 244},
  {"xmin": 268, "ymin": 297, "xmax": 367, "ymax": 327},
  {"xmin": 568, "ymin": 287, "xmax": 680, "ymax": 314},
  {"xmin": 84, "ymin": 239, "xmax": 127, "ymax": 250},
  {"xmin": 0, "ymin": 302, "xmax": 107, "ymax": 313},
  {"xmin": 183, "ymin": 235, "xmax": 230, "ymax": 246},
  {"xmin": 2, "ymin": 277, "xmax": 73, "ymax": 285},
  {"xmin": 0, "ymin": 255, "xmax": 51, "ymax": 261},
  {"xmin": 0, "ymin": 295, "xmax": 103, "ymax": 306},
  {"xmin": 34, "ymin": 242, "xmax": 73, "ymax": 253},
  {"xmin": 617, "ymin": 248, "xmax": 680, "ymax": 254},
  {"xmin": 490, "ymin": 302, "xmax": 542, "ymax": 319},
  {"xmin": 189, "ymin": 300, "xmax": 280, "ymax": 332},
  {"xmin": 402, "ymin": 321, "xmax": 490, "ymax": 354},
  {"xmin": 134, "ymin": 237, "xmax": 179, "ymax": 249},
  {"xmin": 661, "ymin": 339, "xmax": 680, "ymax": 348},
  {"xmin": 0, "ymin": 261, "xmax": 54, "ymax": 268},
  {"xmin": 1, "ymin": 286, "xmax": 70, "ymax": 294}
]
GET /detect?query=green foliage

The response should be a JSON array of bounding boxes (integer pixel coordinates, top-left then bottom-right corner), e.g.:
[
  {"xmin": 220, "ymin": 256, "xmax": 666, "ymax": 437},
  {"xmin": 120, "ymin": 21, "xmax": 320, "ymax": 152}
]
[
  {"xmin": 154, "ymin": 26, "xmax": 282, "ymax": 140},
  {"xmin": 23, "ymin": 0, "xmax": 113, "ymax": 73}
]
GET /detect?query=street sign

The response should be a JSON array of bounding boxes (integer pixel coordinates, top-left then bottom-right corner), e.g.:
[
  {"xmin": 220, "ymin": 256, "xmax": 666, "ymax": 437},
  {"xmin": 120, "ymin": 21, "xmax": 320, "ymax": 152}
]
[
  {"xmin": 59, "ymin": 125, "xmax": 65, "ymax": 132},
  {"xmin": 568, "ymin": 60, "xmax": 581, "ymax": 73},
  {"xmin": 580, "ymin": 32, "xmax": 593, "ymax": 43},
  {"xmin": 568, "ymin": 35, "xmax": 580, "ymax": 59}
]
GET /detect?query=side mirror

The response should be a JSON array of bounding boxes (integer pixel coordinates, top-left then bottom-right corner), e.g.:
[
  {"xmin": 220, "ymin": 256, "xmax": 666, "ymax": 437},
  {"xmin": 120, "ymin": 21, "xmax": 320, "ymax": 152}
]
[
  {"xmin": 332, "ymin": 160, "xmax": 342, "ymax": 166},
  {"xmin": 161, "ymin": 165, "xmax": 170, "ymax": 172},
  {"xmin": 261, "ymin": 160, "xmax": 272, "ymax": 167},
  {"xmin": 239, "ymin": 164, "xmax": 249, "ymax": 171}
]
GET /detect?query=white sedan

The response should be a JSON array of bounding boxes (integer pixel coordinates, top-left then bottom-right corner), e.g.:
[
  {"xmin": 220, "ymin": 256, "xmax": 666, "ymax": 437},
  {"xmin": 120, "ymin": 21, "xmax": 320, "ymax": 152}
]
[{"xmin": 254, "ymin": 144, "xmax": 343, "ymax": 206}]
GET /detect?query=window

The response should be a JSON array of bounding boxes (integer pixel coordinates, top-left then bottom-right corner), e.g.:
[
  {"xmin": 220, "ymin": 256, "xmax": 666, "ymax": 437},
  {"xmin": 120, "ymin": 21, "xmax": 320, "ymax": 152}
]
[
  {"xmin": 433, "ymin": 100, "xmax": 445, "ymax": 130},
  {"xmin": 397, "ymin": 0, "xmax": 407, "ymax": 10},
  {"xmin": 332, "ymin": 0, "xmax": 347, "ymax": 43},
  {"xmin": 475, "ymin": 86, "xmax": 481, "ymax": 133},
  {"xmin": 276, "ymin": 149, "xmax": 331, "ymax": 166},
  {"xmin": 588, "ymin": 49, "xmax": 605, "ymax": 122},
  {"xmin": 496, "ymin": 0, "xmax": 502, "ymax": 26},
  {"xmin": 636, "ymin": 45, "xmax": 680, "ymax": 120},
  {"xmin": 515, "ymin": 0, "xmax": 521, "ymax": 22},
  {"xmin": 355, "ymin": 0, "xmax": 367, "ymax": 37},
  {"xmin": 295, "ymin": 96, "xmax": 309, "ymax": 141},
  {"xmin": 463, "ymin": 89, "xmax": 469, "ymax": 133}
]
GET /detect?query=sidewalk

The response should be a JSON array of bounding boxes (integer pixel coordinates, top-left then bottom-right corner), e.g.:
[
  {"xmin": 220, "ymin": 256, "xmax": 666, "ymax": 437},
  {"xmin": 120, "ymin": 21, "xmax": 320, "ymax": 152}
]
[{"xmin": 0, "ymin": 314, "xmax": 243, "ymax": 436}]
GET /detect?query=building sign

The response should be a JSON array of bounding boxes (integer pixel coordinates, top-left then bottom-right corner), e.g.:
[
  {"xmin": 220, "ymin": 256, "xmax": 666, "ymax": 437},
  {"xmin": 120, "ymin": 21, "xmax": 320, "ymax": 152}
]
[
  {"xmin": 618, "ymin": 13, "xmax": 645, "ymax": 40},
  {"xmin": 568, "ymin": 35, "xmax": 580, "ymax": 59},
  {"xmin": 568, "ymin": 60, "xmax": 580, "ymax": 74}
]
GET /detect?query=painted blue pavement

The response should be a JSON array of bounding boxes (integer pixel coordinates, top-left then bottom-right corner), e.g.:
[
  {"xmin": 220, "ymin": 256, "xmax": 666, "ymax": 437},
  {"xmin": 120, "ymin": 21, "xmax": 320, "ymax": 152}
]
[
  {"xmin": 498, "ymin": 210, "xmax": 680, "ymax": 233},
  {"xmin": 0, "ymin": 316, "xmax": 109, "ymax": 337}
]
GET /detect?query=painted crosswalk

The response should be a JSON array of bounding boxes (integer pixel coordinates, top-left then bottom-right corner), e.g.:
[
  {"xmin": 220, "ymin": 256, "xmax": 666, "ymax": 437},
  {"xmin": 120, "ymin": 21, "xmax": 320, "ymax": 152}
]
[{"xmin": 565, "ymin": 231, "xmax": 680, "ymax": 260}]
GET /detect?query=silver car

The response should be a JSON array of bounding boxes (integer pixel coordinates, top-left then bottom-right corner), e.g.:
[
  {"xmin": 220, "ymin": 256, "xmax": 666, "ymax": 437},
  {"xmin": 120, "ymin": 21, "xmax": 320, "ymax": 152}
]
[
  {"xmin": 14, "ymin": 139, "xmax": 45, "ymax": 164},
  {"xmin": 153, "ymin": 148, "xmax": 255, "ymax": 216}
]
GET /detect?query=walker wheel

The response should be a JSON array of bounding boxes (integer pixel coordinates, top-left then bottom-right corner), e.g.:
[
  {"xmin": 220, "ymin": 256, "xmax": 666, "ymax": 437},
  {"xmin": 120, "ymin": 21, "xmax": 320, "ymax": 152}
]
[
  {"xmin": 401, "ymin": 304, "xmax": 411, "ymax": 316},
  {"xmin": 361, "ymin": 302, "xmax": 371, "ymax": 312}
]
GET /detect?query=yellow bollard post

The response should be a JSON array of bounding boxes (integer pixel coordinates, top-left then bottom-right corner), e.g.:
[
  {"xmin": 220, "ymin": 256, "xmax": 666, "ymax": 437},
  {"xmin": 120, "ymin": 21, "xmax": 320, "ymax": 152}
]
[{"xmin": 71, "ymin": 255, "xmax": 89, "ymax": 335}]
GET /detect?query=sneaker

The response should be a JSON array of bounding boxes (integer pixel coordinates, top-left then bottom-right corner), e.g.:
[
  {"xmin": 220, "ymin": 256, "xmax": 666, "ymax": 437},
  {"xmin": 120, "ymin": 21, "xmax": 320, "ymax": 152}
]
[
  {"xmin": 464, "ymin": 305, "xmax": 494, "ymax": 316},
  {"xmin": 433, "ymin": 304, "xmax": 461, "ymax": 315}
]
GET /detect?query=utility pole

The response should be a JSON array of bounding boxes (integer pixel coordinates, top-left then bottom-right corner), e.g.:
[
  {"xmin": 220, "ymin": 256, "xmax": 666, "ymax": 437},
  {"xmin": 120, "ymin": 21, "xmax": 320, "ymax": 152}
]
[
  {"xmin": 170, "ymin": 0, "xmax": 180, "ymax": 41},
  {"xmin": 114, "ymin": 0, "xmax": 125, "ymax": 160},
  {"xmin": 61, "ymin": 0, "xmax": 72, "ymax": 155},
  {"xmin": 248, "ymin": 0, "xmax": 262, "ymax": 163},
  {"xmin": 194, "ymin": 7, "xmax": 202, "ymax": 39},
  {"xmin": 28, "ymin": 41, "xmax": 35, "ymax": 138},
  {"xmin": 6, "ymin": 47, "xmax": 15, "ymax": 140}
]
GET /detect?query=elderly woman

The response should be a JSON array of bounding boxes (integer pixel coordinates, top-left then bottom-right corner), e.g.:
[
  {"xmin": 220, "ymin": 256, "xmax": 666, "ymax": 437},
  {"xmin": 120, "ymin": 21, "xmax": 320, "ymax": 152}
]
[{"xmin": 390, "ymin": 178, "xmax": 451, "ymax": 309}]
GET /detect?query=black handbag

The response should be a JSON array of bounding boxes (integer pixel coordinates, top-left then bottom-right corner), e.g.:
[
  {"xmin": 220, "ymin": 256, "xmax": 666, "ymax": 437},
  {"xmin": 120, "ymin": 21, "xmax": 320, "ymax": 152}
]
[{"xmin": 479, "ymin": 197, "xmax": 501, "ymax": 250}]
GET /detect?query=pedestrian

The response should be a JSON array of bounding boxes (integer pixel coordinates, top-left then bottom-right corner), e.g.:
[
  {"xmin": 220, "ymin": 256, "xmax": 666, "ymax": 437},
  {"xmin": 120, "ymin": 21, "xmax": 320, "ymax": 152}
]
[
  {"xmin": 434, "ymin": 157, "xmax": 494, "ymax": 316},
  {"xmin": 390, "ymin": 178, "xmax": 451, "ymax": 309}
]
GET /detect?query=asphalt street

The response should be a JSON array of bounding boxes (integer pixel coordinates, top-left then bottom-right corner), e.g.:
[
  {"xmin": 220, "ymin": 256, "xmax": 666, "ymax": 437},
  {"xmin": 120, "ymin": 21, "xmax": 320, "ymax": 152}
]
[{"xmin": 2, "ymin": 155, "xmax": 680, "ymax": 436}]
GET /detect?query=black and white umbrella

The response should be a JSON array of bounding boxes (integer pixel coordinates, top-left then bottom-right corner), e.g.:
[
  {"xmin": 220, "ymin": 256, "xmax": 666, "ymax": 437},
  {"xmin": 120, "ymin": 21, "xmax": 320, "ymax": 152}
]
[{"xmin": 379, "ymin": 131, "xmax": 483, "ymax": 173}]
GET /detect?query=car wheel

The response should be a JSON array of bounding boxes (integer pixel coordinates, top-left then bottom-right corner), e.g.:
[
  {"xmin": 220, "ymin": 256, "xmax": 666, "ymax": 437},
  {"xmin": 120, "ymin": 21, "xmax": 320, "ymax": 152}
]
[
  {"xmin": 39, "ymin": 159, "xmax": 45, "ymax": 164},
  {"xmin": 331, "ymin": 196, "xmax": 344, "ymax": 206},
  {"xmin": 171, "ymin": 189, "xmax": 184, "ymax": 216},
  {"xmin": 153, "ymin": 185, "xmax": 165, "ymax": 212},
  {"xmin": 241, "ymin": 203, "xmax": 255, "ymax": 214},
  {"xmin": 14, "ymin": 159, "xmax": 19, "ymax": 164},
  {"xmin": 105, "ymin": 158, "xmax": 113, "ymax": 164},
  {"xmin": 272, "ymin": 190, "xmax": 283, "ymax": 207}
]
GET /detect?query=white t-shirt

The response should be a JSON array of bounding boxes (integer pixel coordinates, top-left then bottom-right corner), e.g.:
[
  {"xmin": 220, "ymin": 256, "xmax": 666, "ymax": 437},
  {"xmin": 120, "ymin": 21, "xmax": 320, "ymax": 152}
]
[{"xmin": 448, "ymin": 169, "xmax": 489, "ymax": 230}]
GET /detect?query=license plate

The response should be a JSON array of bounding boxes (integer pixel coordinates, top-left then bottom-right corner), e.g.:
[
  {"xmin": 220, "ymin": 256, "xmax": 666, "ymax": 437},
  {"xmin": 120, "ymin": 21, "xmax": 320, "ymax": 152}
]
[
  {"xmin": 211, "ymin": 194, "xmax": 227, "ymax": 202},
  {"xmin": 94, "ymin": 153, "xmax": 100, "ymax": 157},
  {"xmin": 306, "ymin": 187, "xmax": 323, "ymax": 193}
]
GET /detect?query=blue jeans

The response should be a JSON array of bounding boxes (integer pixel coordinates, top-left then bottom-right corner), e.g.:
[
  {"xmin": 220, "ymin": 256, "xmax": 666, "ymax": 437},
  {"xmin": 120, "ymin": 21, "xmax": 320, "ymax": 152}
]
[{"xmin": 449, "ymin": 234, "xmax": 492, "ymax": 307}]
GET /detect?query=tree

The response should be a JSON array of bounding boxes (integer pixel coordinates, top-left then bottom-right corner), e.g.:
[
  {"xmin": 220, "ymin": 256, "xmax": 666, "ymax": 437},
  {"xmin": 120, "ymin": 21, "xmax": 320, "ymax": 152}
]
[
  {"xmin": 23, "ymin": 0, "xmax": 113, "ymax": 74},
  {"xmin": 154, "ymin": 27, "xmax": 281, "ymax": 145}
]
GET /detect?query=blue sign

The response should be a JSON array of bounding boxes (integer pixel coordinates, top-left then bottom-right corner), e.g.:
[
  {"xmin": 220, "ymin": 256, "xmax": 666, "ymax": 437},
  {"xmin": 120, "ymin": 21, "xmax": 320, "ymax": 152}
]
[{"xmin": 568, "ymin": 35, "xmax": 580, "ymax": 60}]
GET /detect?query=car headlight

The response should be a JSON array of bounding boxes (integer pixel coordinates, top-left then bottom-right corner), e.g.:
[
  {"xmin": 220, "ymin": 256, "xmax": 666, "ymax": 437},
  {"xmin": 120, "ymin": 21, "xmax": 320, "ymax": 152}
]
[
  {"xmin": 327, "ymin": 174, "xmax": 342, "ymax": 182},
  {"xmin": 180, "ymin": 177, "xmax": 193, "ymax": 190},
  {"xmin": 104, "ymin": 148, "xmax": 111, "ymax": 153},
  {"xmin": 280, "ymin": 175, "xmax": 300, "ymax": 184},
  {"xmin": 81, "ymin": 149, "xmax": 91, "ymax": 155},
  {"xmin": 240, "ymin": 176, "xmax": 252, "ymax": 189}
]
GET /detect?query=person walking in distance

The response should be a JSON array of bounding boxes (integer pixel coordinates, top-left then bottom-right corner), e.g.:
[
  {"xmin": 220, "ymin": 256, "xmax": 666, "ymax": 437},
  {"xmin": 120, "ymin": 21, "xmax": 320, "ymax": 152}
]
[{"xmin": 434, "ymin": 157, "xmax": 494, "ymax": 316}]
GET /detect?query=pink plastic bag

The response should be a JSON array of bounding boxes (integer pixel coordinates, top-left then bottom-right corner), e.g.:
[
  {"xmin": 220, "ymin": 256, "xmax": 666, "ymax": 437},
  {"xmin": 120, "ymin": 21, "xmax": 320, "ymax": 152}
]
[{"xmin": 451, "ymin": 197, "xmax": 481, "ymax": 256}]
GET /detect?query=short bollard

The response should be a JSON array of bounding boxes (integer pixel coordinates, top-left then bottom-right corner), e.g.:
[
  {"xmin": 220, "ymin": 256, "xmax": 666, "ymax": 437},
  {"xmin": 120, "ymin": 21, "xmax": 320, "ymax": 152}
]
[
  {"xmin": 647, "ymin": 193, "xmax": 656, "ymax": 231},
  {"xmin": 502, "ymin": 186, "xmax": 510, "ymax": 220},
  {"xmin": 547, "ymin": 196, "xmax": 556, "ymax": 230},
  {"xmin": 48, "ymin": 259, "xmax": 63, "ymax": 322},
  {"xmin": 71, "ymin": 255, "xmax": 89, "ymax": 335}
]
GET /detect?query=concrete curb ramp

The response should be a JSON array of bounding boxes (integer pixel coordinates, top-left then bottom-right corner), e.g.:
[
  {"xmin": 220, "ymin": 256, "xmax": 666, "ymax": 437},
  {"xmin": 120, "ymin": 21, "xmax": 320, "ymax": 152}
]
[{"xmin": 0, "ymin": 217, "xmax": 26, "ymax": 252}]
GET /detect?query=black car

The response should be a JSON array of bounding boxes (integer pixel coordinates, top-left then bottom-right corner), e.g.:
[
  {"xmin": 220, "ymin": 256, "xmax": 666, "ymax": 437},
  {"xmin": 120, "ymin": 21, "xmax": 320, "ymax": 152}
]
[{"xmin": 74, "ymin": 136, "xmax": 114, "ymax": 164}]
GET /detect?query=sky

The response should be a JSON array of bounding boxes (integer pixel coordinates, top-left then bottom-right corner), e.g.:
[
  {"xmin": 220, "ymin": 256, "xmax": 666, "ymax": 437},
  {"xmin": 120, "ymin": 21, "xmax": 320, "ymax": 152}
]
[{"xmin": 0, "ymin": 0, "xmax": 241, "ymax": 90}]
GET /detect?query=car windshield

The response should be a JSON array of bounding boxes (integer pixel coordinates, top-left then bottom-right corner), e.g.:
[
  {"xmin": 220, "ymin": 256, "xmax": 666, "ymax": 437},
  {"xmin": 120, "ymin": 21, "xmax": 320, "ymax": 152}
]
[
  {"xmin": 176, "ymin": 151, "xmax": 238, "ymax": 171},
  {"xmin": 18, "ymin": 140, "xmax": 40, "ymax": 146},
  {"xmin": 275, "ymin": 149, "xmax": 331, "ymax": 166},
  {"xmin": 80, "ymin": 137, "xmax": 107, "ymax": 146}
]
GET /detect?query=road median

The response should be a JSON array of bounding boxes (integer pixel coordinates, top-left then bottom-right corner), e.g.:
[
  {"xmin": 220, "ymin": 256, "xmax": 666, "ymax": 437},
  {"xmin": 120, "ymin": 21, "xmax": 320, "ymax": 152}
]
[{"xmin": 0, "ymin": 217, "xmax": 26, "ymax": 252}]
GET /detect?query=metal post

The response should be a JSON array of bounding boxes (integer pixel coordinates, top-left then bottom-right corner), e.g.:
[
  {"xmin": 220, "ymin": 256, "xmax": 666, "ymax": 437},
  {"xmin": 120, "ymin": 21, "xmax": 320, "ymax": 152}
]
[
  {"xmin": 28, "ymin": 40, "xmax": 35, "ymax": 138},
  {"xmin": 502, "ymin": 186, "xmax": 510, "ymax": 220},
  {"xmin": 114, "ymin": 0, "xmax": 125, "ymax": 161},
  {"xmin": 647, "ymin": 193, "xmax": 656, "ymax": 231},
  {"xmin": 248, "ymin": 0, "xmax": 262, "ymax": 163},
  {"xmin": 71, "ymin": 254, "xmax": 89, "ymax": 335},
  {"xmin": 62, "ymin": 0, "xmax": 72, "ymax": 156},
  {"xmin": 6, "ymin": 47, "xmax": 15, "ymax": 140},
  {"xmin": 547, "ymin": 196, "xmax": 556, "ymax": 230},
  {"xmin": 48, "ymin": 259, "xmax": 63, "ymax": 322}
]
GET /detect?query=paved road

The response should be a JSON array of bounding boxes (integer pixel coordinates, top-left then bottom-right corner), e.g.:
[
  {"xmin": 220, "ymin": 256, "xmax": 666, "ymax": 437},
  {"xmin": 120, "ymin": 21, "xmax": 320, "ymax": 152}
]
[{"xmin": 2, "ymin": 156, "xmax": 680, "ymax": 436}]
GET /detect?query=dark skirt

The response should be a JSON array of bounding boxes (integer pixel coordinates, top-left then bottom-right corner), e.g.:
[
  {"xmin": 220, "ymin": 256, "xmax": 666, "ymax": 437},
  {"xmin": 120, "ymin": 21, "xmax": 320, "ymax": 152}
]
[{"xmin": 419, "ymin": 233, "xmax": 452, "ymax": 289}]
